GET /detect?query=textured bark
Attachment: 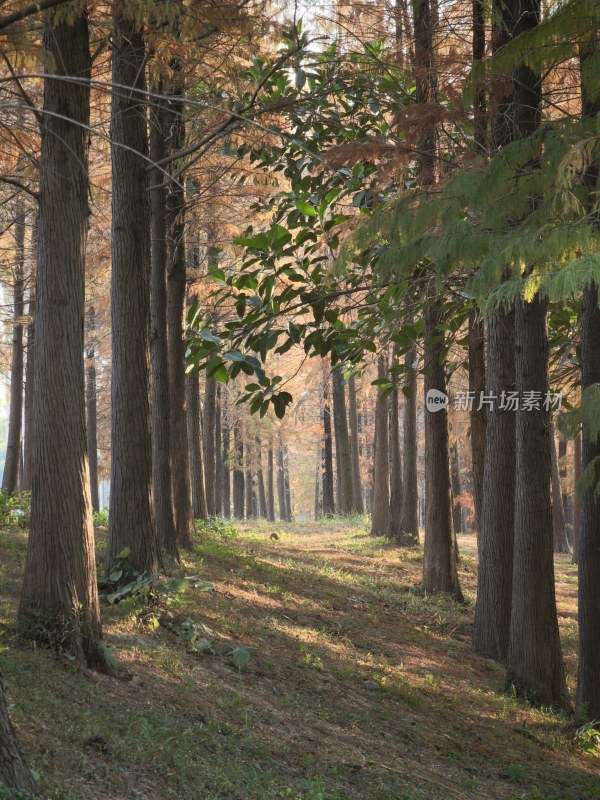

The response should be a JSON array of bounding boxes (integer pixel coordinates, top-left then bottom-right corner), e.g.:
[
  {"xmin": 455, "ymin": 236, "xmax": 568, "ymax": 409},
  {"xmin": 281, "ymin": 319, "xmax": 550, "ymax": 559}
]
[
  {"xmin": 283, "ymin": 438, "xmax": 293, "ymax": 520},
  {"xmin": 578, "ymin": 282, "xmax": 600, "ymax": 717},
  {"xmin": 277, "ymin": 444, "xmax": 286, "ymax": 521},
  {"xmin": 550, "ymin": 424, "xmax": 569, "ymax": 553},
  {"xmin": 400, "ymin": 347, "xmax": 419, "ymax": 540},
  {"xmin": 106, "ymin": 10, "xmax": 159, "ymax": 575},
  {"xmin": 371, "ymin": 356, "xmax": 390, "ymax": 536},
  {"xmin": 348, "ymin": 376, "xmax": 364, "ymax": 514},
  {"xmin": 2, "ymin": 209, "xmax": 25, "ymax": 494},
  {"xmin": 572, "ymin": 429, "xmax": 581, "ymax": 565},
  {"xmin": 449, "ymin": 439, "xmax": 462, "ymax": 535},
  {"xmin": 22, "ymin": 289, "xmax": 34, "ymax": 492},
  {"xmin": 507, "ymin": 297, "xmax": 568, "ymax": 708},
  {"xmin": 85, "ymin": 305, "xmax": 99, "ymax": 513},
  {"xmin": 0, "ymin": 672, "xmax": 37, "ymax": 794},
  {"xmin": 165, "ymin": 86, "xmax": 194, "ymax": 549},
  {"xmin": 215, "ymin": 388, "xmax": 223, "ymax": 515},
  {"xmin": 221, "ymin": 394, "xmax": 231, "ymax": 518},
  {"xmin": 186, "ymin": 369, "xmax": 207, "ymax": 520},
  {"xmin": 203, "ymin": 376, "xmax": 217, "ymax": 516},
  {"xmin": 473, "ymin": 308, "xmax": 515, "ymax": 661},
  {"xmin": 149, "ymin": 94, "xmax": 178, "ymax": 559},
  {"xmin": 267, "ymin": 445, "xmax": 275, "ymax": 522},
  {"xmin": 332, "ymin": 367, "xmax": 354, "ymax": 514},
  {"xmin": 468, "ymin": 310, "xmax": 486, "ymax": 531},
  {"xmin": 232, "ymin": 422, "xmax": 245, "ymax": 518},
  {"xmin": 19, "ymin": 5, "xmax": 106, "ymax": 668},
  {"xmin": 388, "ymin": 379, "xmax": 404, "ymax": 540},
  {"xmin": 322, "ymin": 375, "xmax": 335, "ymax": 516},
  {"xmin": 256, "ymin": 437, "xmax": 268, "ymax": 518},
  {"xmin": 423, "ymin": 303, "xmax": 462, "ymax": 600},
  {"xmin": 245, "ymin": 462, "xmax": 254, "ymax": 519}
]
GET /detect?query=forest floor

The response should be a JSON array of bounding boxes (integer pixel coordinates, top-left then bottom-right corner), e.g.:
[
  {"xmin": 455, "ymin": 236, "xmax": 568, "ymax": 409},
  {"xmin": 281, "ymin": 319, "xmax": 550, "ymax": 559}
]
[{"xmin": 0, "ymin": 518, "xmax": 598, "ymax": 800}]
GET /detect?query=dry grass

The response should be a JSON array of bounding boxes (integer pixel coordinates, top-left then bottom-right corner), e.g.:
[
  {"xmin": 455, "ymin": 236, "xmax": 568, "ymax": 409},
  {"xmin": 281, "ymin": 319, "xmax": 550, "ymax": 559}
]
[{"xmin": 0, "ymin": 518, "xmax": 597, "ymax": 800}]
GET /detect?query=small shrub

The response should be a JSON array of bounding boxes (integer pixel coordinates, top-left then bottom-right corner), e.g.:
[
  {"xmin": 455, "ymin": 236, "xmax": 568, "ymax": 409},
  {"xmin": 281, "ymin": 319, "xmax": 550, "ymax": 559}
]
[
  {"xmin": 0, "ymin": 490, "xmax": 30, "ymax": 528},
  {"xmin": 92, "ymin": 508, "xmax": 109, "ymax": 527},
  {"xmin": 574, "ymin": 721, "xmax": 600, "ymax": 753},
  {"xmin": 194, "ymin": 517, "xmax": 239, "ymax": 539}
]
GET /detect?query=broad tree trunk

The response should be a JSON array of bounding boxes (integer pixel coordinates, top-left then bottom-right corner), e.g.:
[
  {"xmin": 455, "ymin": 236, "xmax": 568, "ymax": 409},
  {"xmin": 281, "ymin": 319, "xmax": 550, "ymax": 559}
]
[
  {"xmin": 348, "ymin": 376, "xmax": 364, "ymax": 514},
  {"xmin": 388, "ymin": 378, "xmax": 404, "ymax": 540},
  {"xmin": 332, "ymin": 366, "xmax": 354, "ymax": 514},
  {"xmin": 19, "ymin": 5, "xmax": 106, "ymax": 668},
  {"xmin": 473, "ymin": 307, "xmax": 516, "ymax": 661},
  {"xmin": 0, "ymin": 673, "xmax": 37, "ymax": 794},
  {"xmin": 468, "ymin": 309, "xmax": 486, "ymax": 531},
  {"xmin": 232, "ymin": 422, "xmax": 245, "ymax": 518},
  {"xmin": 2, "ymin": 208, "xmax": 25, "ymax": 494},
  {"xmin": 371, "ymin": 356, "xmax": 390, "ymax": 536},
  {"xmin": 186, "ymin": 369, "xmax": 207, "ymax": 520},
  {"xmin": 149, "ymin": 93, "xmax": 178, "ymax": 559},
  {"xmin": 550, "ymin": 423, "xmax": 569, "ymax": 553},
  {"xmin": 106, "ymin": 9, "xmax": 160, "ymax": 575},
  {"xmin": 322, "ymin": 375, "xmax": 335, "ymax": 515},
  {"xmin": 423, "ymin": 302, "xmax": 462, "ymax": 600},
  {"xmin": 400, "ymin": 346, "xmax": 419, "ymax": 540},
  {"xmin": 203, "ymin": 376, "xmax": 217, "ymax": 516},
  {"xmin": 449, "ymin": 439, "xmax": 462, "ymax": 535},
  {"xmin": 267, "ymin": 444, "xmax": 275, "ymax": 521},
  {"xmin": 85, "ymin": 305, "xmax": 100, "ymax": 513},
  {"xmin": 507, "ymin": 296, "xmax": 569, "ymax": 708},
  {"xmin": 572, "ymin": 429, "xmax": 581, "ymax": 564}
]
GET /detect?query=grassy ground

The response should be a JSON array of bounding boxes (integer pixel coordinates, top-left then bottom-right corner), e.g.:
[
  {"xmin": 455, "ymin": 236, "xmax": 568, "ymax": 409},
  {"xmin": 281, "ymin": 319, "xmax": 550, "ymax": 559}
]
[{"xmin": 0, "ymin": 518, "xmax": 598, "ymax": 800}]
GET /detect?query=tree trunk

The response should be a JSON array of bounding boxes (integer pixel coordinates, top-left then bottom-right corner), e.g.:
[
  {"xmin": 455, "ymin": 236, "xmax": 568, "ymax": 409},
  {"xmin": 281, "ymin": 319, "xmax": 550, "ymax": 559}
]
[
  {"xmin": 203, "ymin": 376, "xmax": 217, "ymax": 516},
  {"xmin": 256, "ymin": 437, "xmax": 268, "ymax": 518},
  {"xmin": 473, "ymin": 306, "xmax": 516, "ymax": 661},
  {"xmin": 572, "ymin": 429, "xmax": 581, "ymax": 564},
  {"xmin": 2, "ymin": 208, "xmax": 25, "ymax": 494},
  {"xmin": 558, "ymin": 437, "xmax": 571, "ymax": 530},
  {"xmin": 106, "ymin": 10, "xmax": 160, "ymax": 575},
  {"xmin": 400, "ymin": 346, "xmax": 419, "ymax": 540},
  {"xmin": 348, "ymin": 376, "xmax": 364, "ymax": 514},
  {"xmin": 507, "ymin": 296, "xmax": 569, "ymax": 708},
  {"xmin": 332, "ymin": 366, "xmax": 354, "ymax": 514},
  {"xmin": 449, "ymin": 438, "xmax": 462, "ymax": 535},
  {"xmin": 322, "ymin": 375, "xmax": 335, "ymax": 516},
  {"xmin": 85, "ymin": 305, "xmax": 99, "ymax": 513},
  {"xmin": 215, "ymin": 387, "xmax": 223, "ymax": 516},
  {"xmin": 267, "ymin": 444, "xmax": 275, "ymax": 522},
  {"xmin": 0, "ymin": 672, "xmax": 37, "ymax": 794},
  {"xmin": 19, "ymin": 4, "xmax": 106, "ymax": 668},
  {"xmin": 550, "ymin": 423, "xmax": 569, "ymax": 553},
  {"xmin": 22, "ymin": 290, "xmax": 35, "ymax": 492},
  {"xmin": 221, "ymin": 394, "xmax": 231, "ymax": 518},
  {"xmin": 186, "ymin": 369, "xmax": 207, "ymax": 520},
  {"xmin": 277, "ymin": 443, "xmax": 286, "ymax": 521},
  {"xmin": 423, "ymin": 302, "xmax": 462, "ymax": 600},
  {"xmin": 245, "ymin": 462, "xmax": 254, "ymax": 520},
  {"xmin": 578, "ymin": 282, "xmax": 600, "ymax": 717},
  {"xmin": 149, "ymin": 92, "xmax": 178, "ymax": 559},
  {"xmin": 232, "ymin": 422, "xmax": 245, "ymax": 518},
  {"xmin": 468, "ymin": 309, "xmax": 486, "ymax": 531},
  {"xmin": 388, "ymin": 377, "xmax": 404, "ymax": 540},
  {"xmin": 283, "ymin": 437, "xmax": 293, "ymax": 520},
  {"xmin": 371, "ymin": 356, "xmax": 390, "ymax": 536}
]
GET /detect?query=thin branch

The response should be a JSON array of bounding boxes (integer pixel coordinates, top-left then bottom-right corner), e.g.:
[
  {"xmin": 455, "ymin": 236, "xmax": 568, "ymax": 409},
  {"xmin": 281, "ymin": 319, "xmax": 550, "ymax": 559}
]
[{"xmin": 0, "ymin": 0, "xmax": 70, "ymax": 32}]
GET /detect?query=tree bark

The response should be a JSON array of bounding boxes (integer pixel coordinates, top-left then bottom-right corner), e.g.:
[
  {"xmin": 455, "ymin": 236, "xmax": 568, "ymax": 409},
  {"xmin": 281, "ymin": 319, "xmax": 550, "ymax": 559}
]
[
  {"xmin": 232, "ymin": 422, "xmax": 245, "ymax": 518},
  {"xmin": 507, "ymin": 296, "xmax": 568, "ymax": 708},
  {"xmin": 332, "ymin": 366, "xmax": 354, "ymax": 514},
  {"xmin": 267, "ymin": 444, "xmax": 275, "ymax": 521},
  {"xmin": 348, "ymin": 376, "xmax": 364, "ymax": 514},
  {"xmin": 186, "ymin": 369, "xmax": 207, "ymax": 520},
  {"xmin": 400, "ymin": 346, "xmax": 419, "ymax": 540},
  {"xmin": 468, "ymin": 309, "xmax": 486, "ymax": 531},
  {"xmin": 221, "ymin": 393, "xmax": 231, "ymax": 518},
  {"xmin": 106, "ymin": 9, "xmax": 160, "ymax": 575},
  {"xmin": 572, "ymin": 429, "xmax": 581, "ymax": 564},
  {"xmin": 550, "ymin": 423, "xmax": 569, "ymax": 553},
  {"xmin": 0, "ymin": 672, "xmax": 37, "ymax": 794},
  {"xmin": 22, "ymin": 285, "xmax": 35, "ymax": 492},
  {"xmin": 423, "ymin": 302, "xmax": 463, "ymax": 600},
  {"xmin": 277, "ymin": 443, "xmax": 286, "ymax": 521},
  {"xmin": 371, "ymin": 356, "xmax": 390, "ymax": 536},
  {"xmin": 2, "ymin": 208, "xmax": 25, "ymax": 494},
  {"xmin": 149, "ymin": 92, "xmax": 178, "ymax": 559},
  {"xmin": 19, "ymin": 4, "xmax": 106, "ymax": 668},
  {"xmin": 322, "ymin": 374, "xmax": 335, "ymax": 516},
  {"xmin": 449, "ymin": 438, "xmax": 462, "ymax": 535},
  {"xmin": 388, "ymin": 377, "xmax": 404, "ymax": 540},
  {"xmin": 283, "ymin": 437, "xmax": 293, "ymax": 520},
  {"xmin": 85, "ymin": 305, "xmax": 99, "ymax": 513},
  {"xmin": 215, "ymin": 387, "xmax": 223, "ymax": 515},
  {"xmin": 203, "ymin": 376, "xmax": 217, "ymax": 516},
  {"xmin": 256, "ymin": 437, "xmax": 268, "ymax": 518}
]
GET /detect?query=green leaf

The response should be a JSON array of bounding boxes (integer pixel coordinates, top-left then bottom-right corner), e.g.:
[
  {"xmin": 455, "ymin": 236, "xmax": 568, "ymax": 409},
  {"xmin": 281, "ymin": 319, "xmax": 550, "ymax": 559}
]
[
  {"xmin": 231, "ymin": 645, "xmax": 253, "ymax": 670},
  {"xmin": 295, "ymin": 199, "xmax": 317, "ymax": 217}
]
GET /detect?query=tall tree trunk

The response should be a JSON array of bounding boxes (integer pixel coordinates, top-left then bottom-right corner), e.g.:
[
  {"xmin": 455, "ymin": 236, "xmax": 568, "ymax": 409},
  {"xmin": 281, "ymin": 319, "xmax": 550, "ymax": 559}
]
[
  {"xmin": 2, "ymin": 208, "xmax": 25, "ymax": 494},
  {"xmin": 282, "ymin": 436, "xmax": 293, "ymax": 520},
  {"xmin": 371, "ymin": 356, "xmax": 390, "ymax": 536},
  {"xmin": 19, "ymin": 4, "xmax": 106, "ymax": 668},
  {"xmin": 322, "ymin": 375, "xmax": 335, "ymax": 516},
  {"xmin": 550, "ymin": 423, "xmax": 569, "ymax": 553},
  {"xmin": 165, "ymin": 85, "xmax": 194, "ymax": 549},
  {"xmin": 256, "ymin": 437, "xmax": 268, "ymax": 518},
  {"xmin": 245, "ymin": 460, "xmax": 254, "ymax": 520},
  {"xmin": 277, "ymin": 443, "xmax": 286, "ymax": 521},
  {"xmin": 149, "ymin": 92, "xmax": 178, "ymax": 559},
  {"xmin": 267, "ymin": 444, "xmax": 275, "ymax": 522},
  {"xmin": 0, "ymin": 673, "xmax": 37, "ymax": 794},
  {"xmin": 215, "ymin": 387, "xmax": 223, "ymax": 515},
  {"xmin": 85, "ymin": 305, "xmax": 99, "ymax": 513},
  {"xmin": 232, "ymin": 422, "xmax": 245, "ymax": 518},
  {"xmin": 22, "ymin": 289, "xmax": 35, "ymax": 492},
  {"xmin": 558, "ymin": 437, "xmax": 571, "ymax": 530},
  {"xmin": 468, "ymin": 309, "xmax": 486, "ymax": 531},
  {"xmin": 388, "ymin": 377, "xmax": 404, "ymax": 540},
  {"xmin": 348, "ymin": 376, "xmax": 364, "ymax": 514},
  {"xmin": 400, "ymin": 346, "xmax": 419, "ymax": 540},
  {"xmin": 106, "ymin": 9, "xmax": 159, "ymax": 575},
  {"xmin": 203, "ymin": 376, "xmax": 217, "ymax": 516},
  {"xmin": 423, "ymin": 301, "xmax": 463, "ymax": 600},
  {"xmin": 449, "ymin": 439, "xmax": 462, "ymax": 535},
  {"xmin": 572, "ymin": 429, "xmax": 581, "ymax": 564},
  {"xmin": 221, "ymin": 393, "xmax": 231, "ymax": 518},
  {"xmin": 332, "ymin": 366, "xmax": 354, "ymax": 514},
  {"xmin": 186, "ymin": 369, "xmax": 207, "ymax": 520},
  {"xmin": 507, "ymin": 297, "xmax": 569, "ymax": 708}
]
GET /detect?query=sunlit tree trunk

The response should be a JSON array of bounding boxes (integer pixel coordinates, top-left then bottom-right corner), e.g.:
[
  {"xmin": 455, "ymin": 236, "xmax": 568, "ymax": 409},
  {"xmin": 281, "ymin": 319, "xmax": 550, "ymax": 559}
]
[
  {"xmin": 348, "ymin": 376, "xmax": 364, "ymax": 514},
  {"xmin": 203, "ymin": 376, "xmax": 217, "ymax": 516},
  {"xmin": 322, "ymin": 374, "xmax": 335, "ymax": 515},
  {"xmin": 550, "ymin": 423, "xmax": 569, "ymax": 553},
  {"xmin": 371, "ymin": 356, "xmax": 390, "ymax": 536},
  {"xmin": 267, "ymin": 443, "xmax": 275, "ymax": 522},
  {"xmin": 85, "ymin": 305, "xmax": 99, "ymax": 513},
  {"xmin": 400, "ymin": 346, "xmax": 419, "ymax": 540},
  {"xmin": 233, "ymin": 422, "xmax": 245, "ymax": 518},
  {"xmin": 186, "ymin": 369, "xmax": 207, "ymax": 521},
  {"xmin": 332, "ymin": 366, "xmax": 354, "ymax": 514},
  {"xmin": 388, "ymin": 374, "xmax": 404, "ymax": 540}
]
